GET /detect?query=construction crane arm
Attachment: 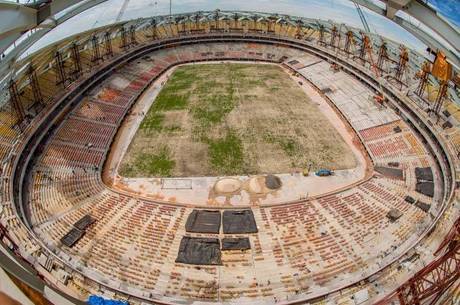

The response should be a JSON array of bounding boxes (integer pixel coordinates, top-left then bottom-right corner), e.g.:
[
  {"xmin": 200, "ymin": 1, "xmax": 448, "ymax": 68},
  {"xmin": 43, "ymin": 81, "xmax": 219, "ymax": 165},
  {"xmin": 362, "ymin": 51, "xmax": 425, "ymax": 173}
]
[
  {"xmin": 351, "ymin": 0, "xmax": 371, "ymax": 33},
  {"xmin": 116, "ymin": 0, "xmax": 131, "ymax": 22}
]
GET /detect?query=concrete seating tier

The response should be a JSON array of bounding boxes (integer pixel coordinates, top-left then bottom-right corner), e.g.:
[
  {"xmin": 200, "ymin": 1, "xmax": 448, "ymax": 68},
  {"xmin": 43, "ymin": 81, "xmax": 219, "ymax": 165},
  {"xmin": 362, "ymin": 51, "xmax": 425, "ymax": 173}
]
[
  {"xmin": 27, "ymin": 44, "xmax": 438, "ymax": 302},
  {"xmin": 0, "ymin": 41, "xmax": 446, "ymax": 304}
]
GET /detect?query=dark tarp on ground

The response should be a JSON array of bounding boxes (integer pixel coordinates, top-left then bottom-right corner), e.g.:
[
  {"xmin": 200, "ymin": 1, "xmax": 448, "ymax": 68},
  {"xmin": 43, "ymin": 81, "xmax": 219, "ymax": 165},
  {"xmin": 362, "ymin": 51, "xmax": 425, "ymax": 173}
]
[
  {"xmin": 386, "ymin": 209, "xmax": 403, "ymax": 222},
  {"xmin": 442, "ymin": 121, "xmax": 453, "ymax": 129},
  {"xmin": 415, "ymin": 167, "xmax": 433, "ymax": 182},
  {"xmin": 61, "ymin": 228, "xmax": 85, "ymax": 248},
  {"xmin": 265, "ymin": 174, "xmax": 282, "ymax": 189},
  {"xmin": 393, "ymin": 126, "xmax": 402, "ymax": 133},
  {"xmin": 222, "ymin": 210, "xmax": 258, "ymax": 234},
  {"xmin": 375, "ymin": 167, "xmax": 404, "ymax": 180},
  {"xmin": 176, "ymin": 237, "xmax": 221, "ymax": 265},
  {"xmin": 415, "ymin": 201, "xmax": 431, "ymax": 212},
  {"xmin": 288, "ymin": 60, "xmax": 299, "ymax": 65},
  {"xmin": 405, "ymin": 196, "xmax": 416, "ymax": 204},
  {"xmin": 185, "ymin": 210, "xmax": 221, "ymax": 234},
  {"xmin": 74, "ymin": 214, "xmax": 95, "ymax": 231},
  {"xmin": 416, "ymin": 181, "xmax": 434, "ymax": 197},
  {"xmin": 221, "ymin": 238, "xmax": 251, "ymax": 251}
]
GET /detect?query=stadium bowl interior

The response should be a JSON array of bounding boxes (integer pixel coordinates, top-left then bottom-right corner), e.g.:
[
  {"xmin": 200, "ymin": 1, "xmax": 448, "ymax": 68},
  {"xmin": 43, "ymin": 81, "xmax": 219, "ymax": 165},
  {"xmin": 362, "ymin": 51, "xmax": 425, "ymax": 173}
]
[{"xmin": 0, "ymin": 4, "xmax": 459, "ymax": 305}]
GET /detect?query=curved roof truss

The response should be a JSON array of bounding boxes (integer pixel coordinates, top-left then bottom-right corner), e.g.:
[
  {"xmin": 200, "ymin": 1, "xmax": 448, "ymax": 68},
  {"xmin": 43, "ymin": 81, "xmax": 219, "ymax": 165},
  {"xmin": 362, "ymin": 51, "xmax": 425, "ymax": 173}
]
[
  {"xmin": 0, "ymin": 0, "xmax": 458, "ymax": 70},
  {"xmin": 355, "ymin": 0, "xmax": 459, "ymax": 67}
]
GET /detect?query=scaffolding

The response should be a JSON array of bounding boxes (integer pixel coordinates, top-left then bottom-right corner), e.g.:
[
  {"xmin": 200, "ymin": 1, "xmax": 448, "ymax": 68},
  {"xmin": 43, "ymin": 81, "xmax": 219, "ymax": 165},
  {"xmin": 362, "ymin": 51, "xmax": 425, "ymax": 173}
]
[
  {"xmin": 318, "ymin": 25, "xmax": 325, "ymax": 45},
  {"xmin": 104, "ymin": 32, "xmax": 113, "ymax": 57},
  {"xmin": 28, "ymin": 65, "xmax": 43, "ymax": 106},
  {"xmin": 416, "ymin": 61, "xmax": 431, "ymax": 98},
  {"xmin": 395, "ymin": 47, "xmax": 409, "ymax": 88},
  {"xmin": 344, "ymin": 30, "xmax": 354, "ymax": 55},
  {"xmin": 70, "ymin": 43, "xmax": 82, "ymax": 79},
  {"xmin": 359, "ymin": 32, "xmax": 372, "ymax": 64},
  {"xmin": 91, "ymin": 35, "xmax": 102, "ymax": 63},
  {"xmin": 129, "ymin": 25, "xmax": 137, "ymax": 45},
  {"xmin": 330, "ymin": 25, "xmax": 339, "ymax": 49},
  {"xmin": 54, "ymin": 50, "xmax": 67, "ymax": 88},
  {"xmin": 150, "ymin": 19, "xmax": 157, "ymax": 39},
  {"xmin": 433, "ymin": 81, "xmax": 449, "ymax": 115},
  {"xmin": 295, "ymin": 20, "xmax": 303, "ymax": 39},
  {"xmin": 377, "ymin": 42, "xmax": 388, "ymax": 72},
  {"xmin": 8, "ymin": 80, "xmax": 25, "ymax": 123},
  {"xmin": 120, "ymin": 27, "xmax": 128, "ymax": 49}
]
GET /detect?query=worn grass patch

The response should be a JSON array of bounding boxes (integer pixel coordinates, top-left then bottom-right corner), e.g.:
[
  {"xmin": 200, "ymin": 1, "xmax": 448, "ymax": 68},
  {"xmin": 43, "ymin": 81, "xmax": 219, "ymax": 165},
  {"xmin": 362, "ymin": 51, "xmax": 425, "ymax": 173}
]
[
  {"xmin": 139, "ymin": 69, "xmax": 193, "ymax": 131},
  {"xmin": 140, "ymin": 113, "xmax": 164, "ymax": 131},
  {"xmin": 264, "ymin": 133, "xmax": 300, "ymax": 157},
  {"xmin": 207, "ymin": 131, "xmax": 244, "ymax": 175},
  {"xmin": 120, "ymin": 146, "xmax": 175, "ymax": 176},
  {"xmin": 191, "ymin": 64, "xmax": 237, "ymax": 130}
]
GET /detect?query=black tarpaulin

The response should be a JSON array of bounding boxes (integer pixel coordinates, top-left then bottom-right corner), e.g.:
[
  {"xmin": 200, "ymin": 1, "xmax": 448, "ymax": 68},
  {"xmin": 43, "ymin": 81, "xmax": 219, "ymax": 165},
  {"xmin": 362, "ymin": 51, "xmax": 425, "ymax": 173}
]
[
  {"xmin": 185, "ymin": 210, "xmax": 221, "ymax": 234},
  {"xmin": 176, "ymin": 237, "xmax": 221, "ymax": 265},
  {"xmin": 442, "ymin": 121, "xmax": 453, "ymax": 129},
  {"xmin": 221, "ymin": 238, "xmax": 251, "ymax": 251},
  {"xmin": 416, "ymin": 181, "xmax": 434, "ymax": 197},
  {"xmin": 375, "ymin": 167, "xmax": 404, "ymax": 180},
  {"xmin": 61, "ymin": 228, "xmax": 85, "ymax": 248},
  {"xmin": 222, "ymin": 210, "xmax": 258, "ymax": 234},
  {"xmin": 74, "ymin": 215, "xmax": 96, "ymax": 231},
  {"xmin": 415, "ymin": 167, "xmax": 433, "ymax": 182},
  {"xmin": 386, "ymin": 209, "xmax": 403, "ymax": 222},
  {"xmin": 405, "ymin": 196, "xmax": 416, "ymax": 204},
  {"xmin": 415, "ymin": 201, "xmax": 431, "ymax": 212}
]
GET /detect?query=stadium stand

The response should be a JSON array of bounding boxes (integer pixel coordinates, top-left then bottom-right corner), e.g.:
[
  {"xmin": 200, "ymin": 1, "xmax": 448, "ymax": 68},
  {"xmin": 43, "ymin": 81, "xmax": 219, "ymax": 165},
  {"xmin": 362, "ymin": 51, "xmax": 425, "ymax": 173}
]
[{"xmin": 0, "ymin": 14, "xmax": 457, "ymax": 305}]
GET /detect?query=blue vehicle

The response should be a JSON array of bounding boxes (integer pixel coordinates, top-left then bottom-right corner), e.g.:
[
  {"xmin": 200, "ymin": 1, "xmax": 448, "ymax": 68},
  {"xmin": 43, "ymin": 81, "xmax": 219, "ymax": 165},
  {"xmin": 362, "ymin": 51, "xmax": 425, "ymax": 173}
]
[
  {"xmin": 315, "ymin": 169, "xmax": 333, "ymax": 176},
  {"xmin": 88, "ymin": 296, "xmax": 129, "ymax": 305}
]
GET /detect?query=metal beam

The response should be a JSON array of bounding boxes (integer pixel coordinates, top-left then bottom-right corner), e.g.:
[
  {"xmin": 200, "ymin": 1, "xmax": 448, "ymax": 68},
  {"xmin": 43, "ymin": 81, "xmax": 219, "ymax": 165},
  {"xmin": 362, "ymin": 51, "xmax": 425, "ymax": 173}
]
[
  {"xmin": 402, "ymin": 1, "xmax": 460, "ymax": 52},
  {"xmin": 385, "ymin": 0, "xmax": 411, "ymax": 19},
  {"xmin": 38, "ymin": 0, "xmax": 82, "ymax": 23},
  {"xmin": 392, "ymin": 14, "xmax": 460, "ymax": 68},
  {"xmin": 354, "ymin": 0, "xmax": 460, "ymax": 68},
  {"xmin": 0, "ymin": 1, "xmax": 91, "ymax": 55},
  {"xmin": 398, "ymin": 244, "xmax": 460, "ymax": 305},
  {"xmin": 0, "ymin": 0, "xmax": 108, "ymax": 83},
  {"xmin": 0, "ymin": 2, "xmax": 37, "ymax": 53}
]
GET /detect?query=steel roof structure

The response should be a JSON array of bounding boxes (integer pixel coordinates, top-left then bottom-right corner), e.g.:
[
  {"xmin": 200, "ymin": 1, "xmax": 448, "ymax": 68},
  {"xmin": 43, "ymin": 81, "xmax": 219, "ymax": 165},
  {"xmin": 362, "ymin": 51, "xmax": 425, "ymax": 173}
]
[
  {"xmin": 0, "ymin": 0, "xmax": 458, "ymax": 69},
  {"xmin": 0, "ymin": 8, "xmax": 457, "ymax": 109}
]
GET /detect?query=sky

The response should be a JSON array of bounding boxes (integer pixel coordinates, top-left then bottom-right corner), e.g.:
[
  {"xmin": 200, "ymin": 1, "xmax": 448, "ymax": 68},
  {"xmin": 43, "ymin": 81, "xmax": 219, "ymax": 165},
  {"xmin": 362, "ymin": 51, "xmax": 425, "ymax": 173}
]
[
  {"xmin": 428, "ymin": 0, "xmax": 460, "ymax": 27},
  {"xmin": 22, "ymin": 0, "xmax": 457, "ymax": 57}
]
